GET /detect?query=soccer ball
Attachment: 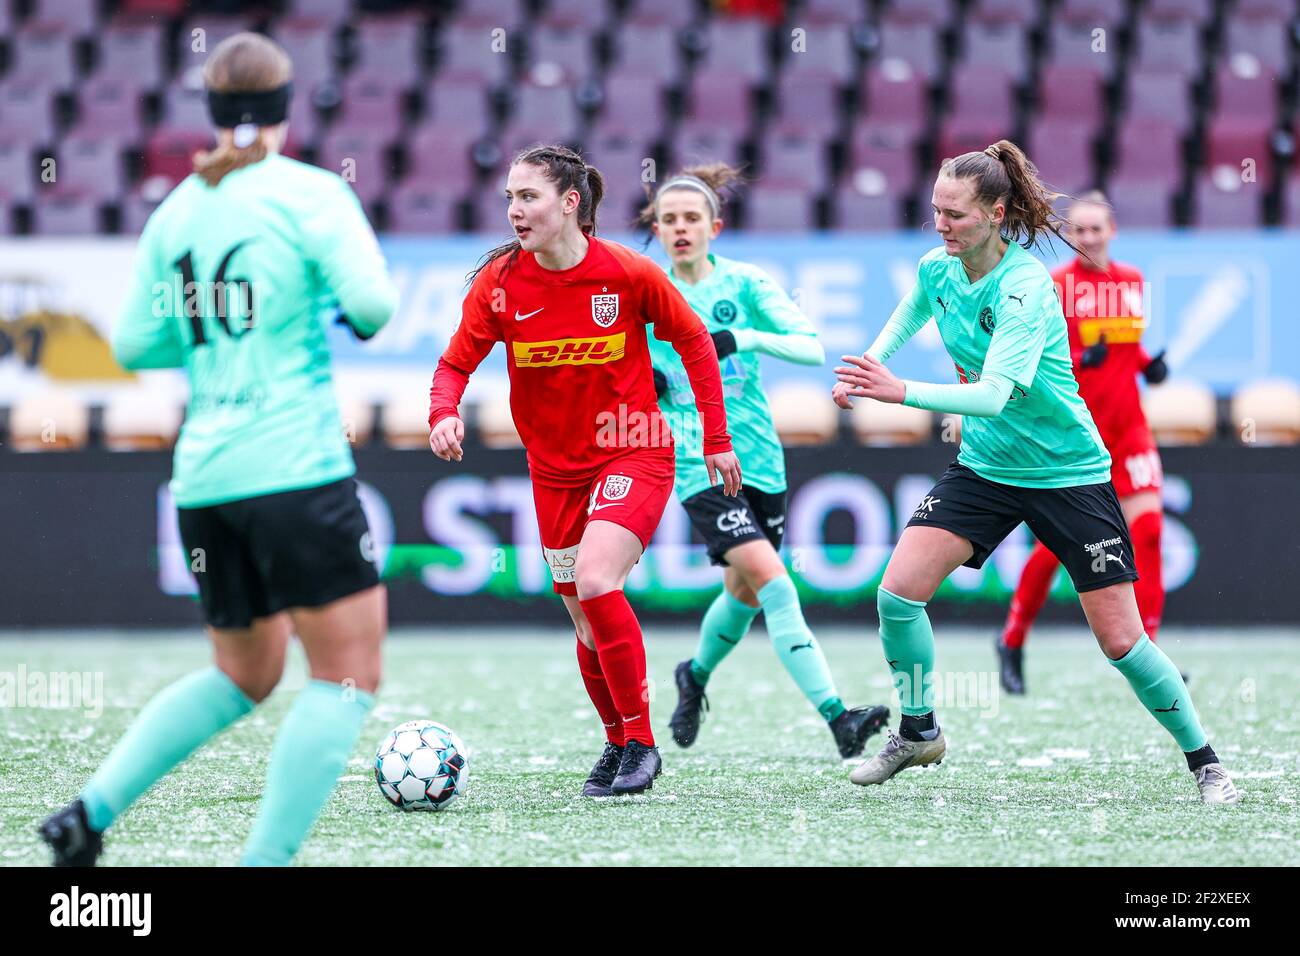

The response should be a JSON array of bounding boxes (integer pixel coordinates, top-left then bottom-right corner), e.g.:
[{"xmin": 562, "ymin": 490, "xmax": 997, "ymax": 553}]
[{"xmin": 374, "ymin": 719, "xmax": 469, "ymax": 811}]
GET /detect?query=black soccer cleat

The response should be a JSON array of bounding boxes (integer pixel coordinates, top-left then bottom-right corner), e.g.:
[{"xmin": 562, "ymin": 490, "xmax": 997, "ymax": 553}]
[
  {"xmin": 668, "ymin": 659, "xmax": 709, "ymax": 749},
  {"xmin": 829, "ymin": 704, "xmax": 891, "ymax": 759},
  {"xmin": 610, "ymin": 741, "xmax": 662, "ymax": 795},
  {"xmin": 39, "ymin": 799, "xmax": 103, "ymax": 867},
  {"xmin": 581, "ymin": 742, "xmax": 625, "ymax": 797},
  {"xmin": 996, "ymin": 637, "xmax": 1025, "ymax": 695}
]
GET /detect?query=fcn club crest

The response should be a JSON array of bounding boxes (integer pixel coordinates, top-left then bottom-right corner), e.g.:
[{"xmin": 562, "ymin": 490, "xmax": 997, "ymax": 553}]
[
  {"xmin": 602, "ymin": 474, "xmax": 633, "ymax": 500},
  {"xmin": 592, "ymin": 293, "xmax": 620, "ymax": 328}
]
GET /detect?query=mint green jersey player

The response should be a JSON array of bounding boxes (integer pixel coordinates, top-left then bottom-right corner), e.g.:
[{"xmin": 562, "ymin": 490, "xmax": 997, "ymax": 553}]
[
  {"xmin": 869, "ymin": 242, "xmax": 1109, "ymax": 488},
  {"xmin": 112, "ymin": 154, "xmax": 397, "ymax": 508},
  {"xmin": 648, "ymin": 254, "xmax": 823, "ymax": 500}
]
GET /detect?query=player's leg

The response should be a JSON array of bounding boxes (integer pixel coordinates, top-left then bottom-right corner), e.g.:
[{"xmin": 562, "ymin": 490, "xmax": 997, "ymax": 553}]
[
  {"xmin": 997, "ymin": 539, "xmax": 1060, "ymax": 694},
  {"xmin": 40, "ymin": 502, "xmax": 280, "ymax": 866},
  {"xmin": 1027, "ymin": 480, "xmax": 1235, "ymax": 803},
  {"xmin": 562, "ymin": 594, "xmax": 628, "ymax": 797},
  {"xmin": 242, "ymin": 585, "xmax": 385, "ymax": 866},
  {"xmin": 1120, "ymin": 489, "xmax": 1164, "ymax": 641}
]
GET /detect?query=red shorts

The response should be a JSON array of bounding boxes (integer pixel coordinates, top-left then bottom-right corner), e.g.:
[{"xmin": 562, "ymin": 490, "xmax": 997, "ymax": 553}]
[
  {"xmin": 533, "ymin": 451, "xmax": 675, "ymax": 595},
  {"xmin": 1107, "ymin": 429, "xmax": 1163, "ymax": 498}
]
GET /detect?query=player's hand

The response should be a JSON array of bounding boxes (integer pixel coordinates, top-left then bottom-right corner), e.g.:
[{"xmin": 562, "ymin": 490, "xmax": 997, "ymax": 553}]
[
  {"xmin": 705, "ymin": 450, "xmax": 742, "ymax": 496},
  {"xmin": 429, "ymin": 416, "xmax": 465, "ymax": 462},
  {"xmin": 652, "ymin": 367, "xmax": 669, "ymax": 399},
  {"xmin": 334, "ymin": 312, "xmax": 375, "ymax": 341},
  {"xmin": 832, "ymin": 380, "xmax": 856, "ymax": 409},
  {"xmin": 1080, "ymin": 336, "xmax": 1108, "ymax": 368},
  {"xmin": 711, "ymin": 330, "xmax": 737, "ymax": 359},
  {"xmin": 834, "ymin": 353, "xmax": 906, "ymax": 404},
  {"xmin": 1142, "ymin": 349, "xmax": 1168, "ymax": 384}
]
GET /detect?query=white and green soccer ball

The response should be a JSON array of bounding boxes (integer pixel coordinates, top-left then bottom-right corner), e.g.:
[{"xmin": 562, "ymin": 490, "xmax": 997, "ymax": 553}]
[{"xmin": 374, "ymin": 719, "xmax": 469, "ymax": 811}]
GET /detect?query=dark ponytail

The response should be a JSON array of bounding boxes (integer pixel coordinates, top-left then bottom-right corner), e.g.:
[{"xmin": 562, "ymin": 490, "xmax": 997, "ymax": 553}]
[
  {"xmin": 940, "ymin": 140, "xmax": 1077, "ymax": 252},
  {"xmin": 468, "ymin": 144, "xmax": 605, "ymax": 285}
]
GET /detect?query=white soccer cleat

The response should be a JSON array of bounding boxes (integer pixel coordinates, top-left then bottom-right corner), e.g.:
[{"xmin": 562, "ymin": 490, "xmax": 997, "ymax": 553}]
[
  {"xmin": 849, "ymin": 730, "xmax": 947, "ymax": 785},
  {"xmin": 1194, "ymin": 763, "xmax": 1240, "ymax": 805}
]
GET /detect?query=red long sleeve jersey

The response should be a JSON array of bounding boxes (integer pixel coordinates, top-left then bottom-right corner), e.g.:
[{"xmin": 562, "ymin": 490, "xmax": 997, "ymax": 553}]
[
  {"xmin": 1053, "ymin": 257, "xmax": 1153, "ymax": 445},
  {"xmin": 429, "ymin": 236, "xmax": 732, "ymax": 488}
]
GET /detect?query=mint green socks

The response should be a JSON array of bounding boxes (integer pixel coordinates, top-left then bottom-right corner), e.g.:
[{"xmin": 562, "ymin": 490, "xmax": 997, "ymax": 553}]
[
  {"xmin": 241, "ymin": 679, "xmax": 374, "ymax": 867},
  {"xmin": 1109, "ymin": 633, "xmax": 1208, "ymax": 753},
  {"xmin": 81, "ymin": 666, "xmax": 255, "ymax": 832},
  {"xmin": 690, "ymin": 588, "xmax": 761, "ymax": 686},
  {"xmin": 877, "ymin": 587, "xmax": 936, "ymax": 717},
  {"xmin": 757, "ymin": 576, "xmax": 845, "ymax": 721}
]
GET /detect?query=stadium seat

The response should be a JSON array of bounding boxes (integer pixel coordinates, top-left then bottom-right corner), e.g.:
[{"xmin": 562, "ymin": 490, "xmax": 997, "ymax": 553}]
[
  {"xmin": 6, "ymin": 26, "xmax": 78, "ymax": 90},
  {"xmin": 271, "ymin": 18, "xmax": 339, "ymax": 95},
  {"xmin": 770, "ymin": 73, "xmax": 843, "ymax": 138},
  {"xmin": 1113, "ymin": 119, "xmax": 1182, "ymax": 184},
  {"xmin": 960, "ymin": 21, "xmax": 1030, "ymax": 82},
  {"xmin": 452, "ymin": 0, "xmax": 528, "ymax": 29},
  {"xmin": 161, "ymin": 84, "xmax": 217, "ymax": 136},
  {"xmin": 1043, "ymin": 21, "xmax": 1116, "ymax": 80},
  {"xmin": 858, "ymin": 63, "xmax": 928, "ymax": 146},
  {"xmin": 119, "ymin": 188, "xmax": 166, "ymax": 235},
  {"xmin": 946, "ymin": 64, "xmax": 1015, "ymax": 129},
  {"xmin": 1212, "ymin": 67, "xmax": 1280, "ymax": 124},
  {"xmin": 9, "ymin": 390, "xmax": 90, "ymax": 451},
  {"xmin": 175, "ymin": 16, "xmax": 256, "ymax": 82},
  {"xmin": 69, "ymin": 78, "xmax": 145, "ymax": 147},
  {"xmin": 436, "ymin": 24, "xmax": 513, "ymax": 88},
  {"xmin": 53, "ymin": 137, "xmax": 127, "ymax": 202},
  {"xmin": 30, "ymin": 0, "xmax": 102, "ymax": 30},
  {"xmin": 387, "ymin": 182, "xmax": 461, "ymax": 233},
  {"xmin": 1230, "ymin": 379, "xmax": 1300, "ymax": 445},
  {"xmin": 883, "ymin": 0, "xmax": 955, "ymax": 27},
  {"xmin": 759, "ymin": 131, "xmax": 831, "ymax": 193},
  {"xmin": 670, "ymin": 122, "xmax": 744, "ymax": 169},
  {"xmin": 608, "ymin": 22, "xmax": 683, "ymax": 86},
  {"xmin": 1027, "ymin": 120, "xmax": 1095, "ymax": 194},
  {"xmin": 1104, "ymin": 179, "xmax": 1173, "ymax": 228},
  {"xmin": 848, "ymin": 124, "xmax": 918, "ymax": 195},
  {"xmin": 1124, "ymin": 70, "xmax": 1194, "ymax": 135},
  {"xmin": 581, "ymin": 128, "xmax": 655, "ymax": 227},
  {"xmin": 352, "ymin": 13, "xmax": 430, "ymax": 90},
  {"xmin": 119, "ymin": 0, "xmax": 185, "ymax": 14},
  {"xmin": 1145, "ymin": 0, "xmax": 1212, "ymax": 22},
  {"xmin": 505, "ymin": 83, "xmax": 581, "ymax": 143},
  {"xmin": 404, "ymin": 125, "xmax": 478, "ymax": 192},
  {"xmin": 685, "ymin": 68, "xmax": 756, "ymax": 133},
  {"xmin": 316, "ymin": 130, "xmax": 391, "ymax": 204},
  {"xmin": 1191, "ymin": 172, "xmax": 1263, "ymax": 229},
  {"xmin": 1284, "ymin": 174, "xmax": 1300, "ymax": 228},
  {"xmin": 524, "ymin": 26, "xmax": 596, "ymax": 86},
  {"xmin": 695, "ymin": 18, "xmax": 771, "ymax": 86},
  {"xmin": 1205, "ymin": 118, "xmax": 1275, "ymax": 188},
  {"xmin": 142, "ymin": 130, "xmax": 213, "ymax": 187},
  {"xmin": 1222, "ymin": 14, "xmax": 1291, "ymax": 76},
  {"xmin": 95, "ymin": 18, "xmax": 167, "ymax": 93},
  {"xmin": 596, "ymin": 72, "xmax": 668, "ymax": 134},
  {"xmin": 968, "ymin": 0, "xmax": 1040, "ymax": 25},
  {"xmin": 744, "ymin": 188, "xmax": 815, "ymax": 232},
  {"xmin": 1142, "ymin": 381, "xmax": 1217, "ymax": 445},
  {"xmin": 849, "ymin": 400, "xmax": 933, "ymax": 446},
  {"xmin": 0, "ymin": 144, "xmax": 36, "ymax": 204},
  {"xmin": 334, "ymin": 73, "xmax": 408, "ymax": 144},
  {"xmin": 801, "ymin": 0, "xmax": 868, "ymax": 24},
  {"xmin": 538, "ymin": 0, "xmax": 600, "ymax": 30},
  {"xmin": 1057, "ymin": 0, "xmax": 1126, "ymax": 24},
  {"xmin": 28, "ymin": 193, "xmax": 102, "ymax": 235},
  {"xmin": 0, "ymin": 83, "xmax": 56, "ymax": 147},
  {"xmin": 102, "ymin": 390, "xmax": 183, "ymax": 451},
  {"xmin": 477, "ymin": 396, "xmax": 523, "ymax": 448},
  {"xmin": 876, "ymin": 20, "xmax": 943, "ymax": 80},
  {"xmin": 768, "ymin": 384, "xmax": 838, "ymax": 445},
  {"xmin": 1038, "ymin": 65, "xmax": 1104, "ymax": 128},
  {"xmin": 936, "ymin": 118, "xmax": 1013, "ymax": 163},
  {"xmin": 832, "ymin": 187, "xmax": 903, "ymax": 231},
  {"xmin": 779, "ymin": 23, "xmax": 856, "ymax": 84},
  {"xmin": 286, "ymin": 0, "xmax": 353, "ymax": 22},
  {"xmin": 1132, "ymin": 18, "xmax": 1203, "ymax": 78},
  {"xmin": 421, "ymin": 77, "xmax": 494, "ymax": 139}
]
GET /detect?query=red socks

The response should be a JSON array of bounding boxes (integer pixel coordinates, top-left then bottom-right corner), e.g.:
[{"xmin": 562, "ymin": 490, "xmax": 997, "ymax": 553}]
[
  {"xmin": 579, "ymin": 590, "xmax": 654, "ymax": 746},
  {"xmin": 1129, "ymin": 509, "xmax": 1165, "ymax": 641},
  {"xmin": 1001, "ymin": 541, "xmax": 1059, "ymax": 649},
  {"xmin": 575, "ymin": 639, "xmax": 624, "ymax": 746}
]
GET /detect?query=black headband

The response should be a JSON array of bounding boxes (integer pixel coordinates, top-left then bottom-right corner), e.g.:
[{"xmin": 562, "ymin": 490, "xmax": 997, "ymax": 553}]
[{"xmin": 207, "ymin": 83, "xmax": 292, "ymax": 129}]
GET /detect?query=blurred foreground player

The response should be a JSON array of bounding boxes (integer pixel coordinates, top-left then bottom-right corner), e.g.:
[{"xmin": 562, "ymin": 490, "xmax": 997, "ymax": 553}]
[
  {"xmin": 997, "ymin": 191, "xmax": 1169, "ymax": 694},
  {"xmin": 428, "ymin": 145, "xmax": 741, "ymax": 796},
  {"xmin": 40, "ymin": 33, "xmax": 397, "ymax": 866},
  {"xmin": 834, "ymin": 142, "xmax": 1236, "ymax": 804},
  {"xmin": 640, "ymin": 163, "xmax": 889, "ymax": 757}
]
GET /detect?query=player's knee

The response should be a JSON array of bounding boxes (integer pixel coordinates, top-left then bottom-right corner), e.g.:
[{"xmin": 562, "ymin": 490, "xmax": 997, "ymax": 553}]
[
  {"xmin": 1097, "ymin": 628, "xmax": 1139, "ymax": 661},
  {"xmin": 573, "ymin": 562, "xmax": 620, "ymax": 600},
  {"xmin": 227, "ymin": 665, "xmax": 281, "ymax": 704},
  {"xmin": 878, "ymin": 586, "xmax": 926, "ymax": 625}
]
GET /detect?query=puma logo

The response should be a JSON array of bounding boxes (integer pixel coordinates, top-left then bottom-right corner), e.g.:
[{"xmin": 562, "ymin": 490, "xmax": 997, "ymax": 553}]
[
  {"xmin": 1154, "ymin": 699, "xmax": 1180, "ymax": 713},
  {"xmin": 790, "ymin": 641, "xmax": 814, "ymax": 653},
  {"xmin": 886, "ymin": 659, "xmax": 899, "ymax": 668},
  {"xmin": 1006, "ymin": 293, "xmax": 1024, "ymax": 305},
  {"xmin": 936, "ymin": 296, "xmax": 948, "ymax": 315},
  {"xmin": 716, "ymin": 633, "xmax": 739, "ymax": 645}
]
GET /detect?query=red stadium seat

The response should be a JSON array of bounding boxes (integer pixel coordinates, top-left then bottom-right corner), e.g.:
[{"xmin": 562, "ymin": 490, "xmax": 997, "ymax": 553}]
[
  {"xmin": 315, "ymin": 130, "xmax": 392, "ymax": 204},
  {"xmin": 597, "ymin": 71, "xmax": 668, "ymax": 133},
  {"xmin": 28, "ymin": 192, "xmax": 102, "ymax": 236},
  {"xmin": 1212, "ymin": 66, "xmax": 1281, "ymax": 123},
  {"xmin": 883, "ymin": 0, "xmax": 956, "ymax": 26},
  {"xmin": 770, "ymin": 73, "xmax": 842, "ymax": 138},
  {"xmin": 451, "ymin": 0, "xmax": 529, "ymax": 29},
  {"xmin": 271, "ymin": 18, "xmax": 339, "ymax": 94},
  {"xmin": 421, "ymin": 78, "xmax": 494, "ymax": 140},
  {"xmin": 876, "ymin": 19, "xmax": 944, "ymax": 80},
  {"xmin": 623, "ymin": 0, "xmax": 699, "ymax": 29},
  {"xmin": 947, "ymin": 64, "xmax": 1015, "ymax": 128},
  {"xmin": 800, "ymin": 0, "xmax": 868, "ymax": 25},
  {"xmin": 609, "ymin": 22, "xmax": 683, "ymax": 87},
  {"xmin": 538, "ymin": 0, "xmax": 604, "ymax": 30},
  {"xmin": 54, "ymin": 137, "xmax": 127, "ymax": 202},
  {"xmin": 967, "ymin": 0, "xmax": 1040, "ymax": 25},
  {"xmin": 744, "ymin": 187, "xmax": 815, "ymax": 232},
  {"xmin": 1124, "ymin": 70, "xmax": 1194, "ymax": 134},
  {"xmin": 858, "ymin": 63, "xmax": 928, "ymax": 145},
  {"xmin": 936, "ymin": 119, "xmax": 1014, "ymax": 162},
  {"xmin": 333, "ymin": 73, "xmax": 408, "ymax": 145},
  {"xmin": 1204, "ymin": 118, "xmax": 1275, "ymax": 188},
  {"xmin": 1191, "ymin": 172, "xmax": 1263, "ymax": 228},
  {"xmin": 1145, "ymin": 0, "xmax": 1212, "ymax": 22},
  {"xmin": 404, "ymin": 125, "xmax": 478, "ymax": 192},
  {"xmin": 505, "ymin": 83, "xmax": 581, "ymax": 142},
  {"xmin": 386, "ymin": 183, "xmax": 461, "ymax": 234},
  {"xmin": 1038, "ymin": 65, "xmax": 1104, "ymax": 127},
  {"xmin": 1044, "ymin": 21, "xmax": 1116, "ymax": 80},
  {"xmin": 1221, "ymin": 15, "xmax": 1291, "ymax": 77},
  {"xmin": 69, "ymin": 78, "xmax": 145, "ymax": 148},
  {"xmin": 1112, "ymin": 119, "xmax": 1182, "ymax": 184},
  {"xmin": 671, "ymin": 123, "xmax": 744, "ymax": 169},
  {"xmin": 779, "ymin": 23, "xmax": 856, "ymax": 84},
  {"xmin": 28, "ymin": 0, "xmax": 103, "ymax": 32},
  {"xmin": 684, "ymin": 69, "xmax": 755, "ymax": 134},
  {"xmin": 848, "ymin": 125, "xmax": 918, "ymax": 195},
  {"xmin": 352, "ymin": 14, "xmax": 428, "ymax": 91},
  {"xmin": 1057, "ymin": 0, "xmax": 1126, "ymax": 25},
  {"xmin": 7, "ymin": 26, "xmax": 78, "ymax": 90},
  {"xmin": 284, "ymin": 0, "xmax": 353, "ymax": 23},
  {"xmin": 119, "ymin": 0, "xmax": 185, "ymax": 14},
  {"xmin": 142, "ymin": 130, "xmax": 211, "ymax": 186}
]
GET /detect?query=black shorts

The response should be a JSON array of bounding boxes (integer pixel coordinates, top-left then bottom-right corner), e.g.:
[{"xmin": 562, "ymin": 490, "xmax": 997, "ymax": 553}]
[
  {"xmin": 177, "ymin": 477, "xmax": 380, "ymax": 629},
  {"xmin": 905, "ymin": 462, "xmax": 1139, "ymax": 593},
  {"xmin": 682, "ymin": 485, "xmax": 788, "ymax": 566}
]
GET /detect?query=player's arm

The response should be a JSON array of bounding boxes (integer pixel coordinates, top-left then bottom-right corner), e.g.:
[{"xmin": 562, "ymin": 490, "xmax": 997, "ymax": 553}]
[
  {"xmin": 720, "ymin": 268, "xmax": 824, "ymax": 366},
  {"xmin": 428, "ymin": 273, "xmax": 502, "ymax": 461},
  {"xmin": 645, "ymin": 265, "xmax": 740, "ymax": 494},
  {"xmin": 304, "ymin": 177, "xmax": 399, "ymax": 339},
  {"xmin": 837, "ymin": 281, "xmax": 1047, "ymax": 418},
  {"xmin": 112, "ymin": 216, "xmax": 187, "ymax": 370},
  {"xmin": 864, "ymin": 274, "xmax": 933, "ymax": 362}
]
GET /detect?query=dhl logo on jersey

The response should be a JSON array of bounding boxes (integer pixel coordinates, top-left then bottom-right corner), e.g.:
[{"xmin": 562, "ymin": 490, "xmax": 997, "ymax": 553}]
[
  {"xmin": 512, "ymin": 333, "xmax": 626, "ymax": 367},
  {"xmin": 1078, "ymin": 316, "xmax": 1146, "ymax": 346}
]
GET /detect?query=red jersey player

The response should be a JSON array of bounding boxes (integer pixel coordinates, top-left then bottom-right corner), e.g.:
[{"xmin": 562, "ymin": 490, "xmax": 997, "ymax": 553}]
[
  {"xmin": 996, "ymin": 190, "xmax": 1169, "ymax": 693},
  {"xmin": 428, "ymin": 145, "xmax": 742, "ymax": 795}
]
